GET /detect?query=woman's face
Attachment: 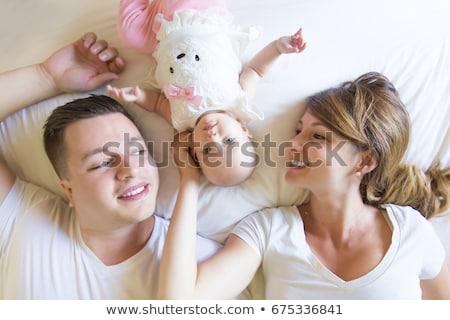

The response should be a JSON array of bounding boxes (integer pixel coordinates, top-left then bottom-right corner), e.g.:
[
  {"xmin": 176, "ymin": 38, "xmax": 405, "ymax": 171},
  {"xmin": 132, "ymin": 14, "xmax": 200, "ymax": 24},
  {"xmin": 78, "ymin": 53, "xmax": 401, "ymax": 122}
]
[{"xmin": 285, "ymin": 111, "xmax": 361, "ymax": 193}]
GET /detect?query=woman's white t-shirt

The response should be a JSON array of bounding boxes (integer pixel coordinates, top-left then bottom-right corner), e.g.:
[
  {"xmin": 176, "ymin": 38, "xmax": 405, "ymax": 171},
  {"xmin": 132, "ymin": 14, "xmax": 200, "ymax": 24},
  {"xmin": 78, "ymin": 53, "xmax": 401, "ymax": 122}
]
[{"xmin": 233, "ymin": 204, "xmax": 445, "ymax": 299}]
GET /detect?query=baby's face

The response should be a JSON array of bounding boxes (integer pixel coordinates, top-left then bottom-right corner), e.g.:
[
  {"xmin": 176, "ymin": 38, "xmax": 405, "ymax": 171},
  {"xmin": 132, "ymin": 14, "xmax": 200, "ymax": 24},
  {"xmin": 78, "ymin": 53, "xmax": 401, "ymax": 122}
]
[{"xmin": 192, "ymin": 112, "xmax": 256, "ymax": 186}]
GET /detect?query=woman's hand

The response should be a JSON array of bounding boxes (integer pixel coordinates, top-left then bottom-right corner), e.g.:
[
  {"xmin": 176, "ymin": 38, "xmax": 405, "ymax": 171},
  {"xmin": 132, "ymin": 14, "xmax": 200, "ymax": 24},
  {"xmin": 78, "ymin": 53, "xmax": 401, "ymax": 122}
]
[{"xmin": 171, "ymin": 131, "xmax": 200, "ymax": 183}]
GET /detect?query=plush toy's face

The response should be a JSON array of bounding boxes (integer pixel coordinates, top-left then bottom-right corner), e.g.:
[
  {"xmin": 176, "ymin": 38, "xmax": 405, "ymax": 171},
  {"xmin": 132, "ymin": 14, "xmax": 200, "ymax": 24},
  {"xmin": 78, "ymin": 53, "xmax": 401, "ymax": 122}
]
[{"xmin": 153, "ymin": 31, "xmax": 243, "ymax": 100}]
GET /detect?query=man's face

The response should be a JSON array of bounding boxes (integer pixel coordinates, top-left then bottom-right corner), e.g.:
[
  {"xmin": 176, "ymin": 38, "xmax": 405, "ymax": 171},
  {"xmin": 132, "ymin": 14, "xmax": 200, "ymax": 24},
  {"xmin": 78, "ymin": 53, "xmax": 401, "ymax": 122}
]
[{"xmin": 60, "ymin": 113, "xmax": 159, "ymax": 232}]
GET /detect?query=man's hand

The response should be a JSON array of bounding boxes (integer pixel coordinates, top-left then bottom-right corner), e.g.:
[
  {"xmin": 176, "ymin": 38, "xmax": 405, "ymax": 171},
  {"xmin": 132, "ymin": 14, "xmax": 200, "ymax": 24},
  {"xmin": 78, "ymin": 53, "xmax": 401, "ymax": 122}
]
[{"xmin": 41, "ymin": 32, "xmax": 125, "ymax": 93}]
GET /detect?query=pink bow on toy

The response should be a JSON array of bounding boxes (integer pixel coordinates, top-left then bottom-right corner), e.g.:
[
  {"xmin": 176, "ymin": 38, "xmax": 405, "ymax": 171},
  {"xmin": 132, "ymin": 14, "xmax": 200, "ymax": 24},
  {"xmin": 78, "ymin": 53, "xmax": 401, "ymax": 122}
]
[{"xmin": 163, "ymin": 84, "xmax": 203, "ymax": 107}]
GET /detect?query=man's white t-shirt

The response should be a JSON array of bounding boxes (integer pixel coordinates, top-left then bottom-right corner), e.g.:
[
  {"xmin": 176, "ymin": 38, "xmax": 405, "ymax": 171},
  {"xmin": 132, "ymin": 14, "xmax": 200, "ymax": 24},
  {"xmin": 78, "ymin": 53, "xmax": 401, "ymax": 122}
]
[
  {"xmin": 233, "ymin": 204, "xmax": 445, "ymax": 299},
  {"xmin": 0, "ymin": 178, "xmax": 220, "ymax": 299}
]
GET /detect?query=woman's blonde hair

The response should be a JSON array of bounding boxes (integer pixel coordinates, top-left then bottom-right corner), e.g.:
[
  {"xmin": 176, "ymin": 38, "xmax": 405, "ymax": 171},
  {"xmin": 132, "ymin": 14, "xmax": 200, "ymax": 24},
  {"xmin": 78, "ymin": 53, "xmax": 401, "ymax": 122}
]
[{"xmin": 305, "ymin": 72, "xmax": 450, "ymax": 218}]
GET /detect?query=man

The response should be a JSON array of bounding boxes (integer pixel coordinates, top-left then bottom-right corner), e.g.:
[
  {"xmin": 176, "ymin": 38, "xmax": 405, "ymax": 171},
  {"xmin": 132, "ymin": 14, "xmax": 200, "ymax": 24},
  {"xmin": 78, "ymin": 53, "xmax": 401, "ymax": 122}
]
[{"xmin": 0, "ymin": 32, "xmax": 219, "ymax": 299}]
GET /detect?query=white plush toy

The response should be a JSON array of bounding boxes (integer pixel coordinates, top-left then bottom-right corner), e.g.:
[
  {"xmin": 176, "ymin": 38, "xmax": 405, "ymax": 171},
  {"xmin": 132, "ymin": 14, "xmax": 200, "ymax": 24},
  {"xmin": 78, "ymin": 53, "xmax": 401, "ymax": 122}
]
[
  {"xmin": 148, "ymin": 8, "xmax": 261, "ymax": 131},
  {"xmin": 115, "ymin": 0, "xmax": 261, "ymax": 131}
]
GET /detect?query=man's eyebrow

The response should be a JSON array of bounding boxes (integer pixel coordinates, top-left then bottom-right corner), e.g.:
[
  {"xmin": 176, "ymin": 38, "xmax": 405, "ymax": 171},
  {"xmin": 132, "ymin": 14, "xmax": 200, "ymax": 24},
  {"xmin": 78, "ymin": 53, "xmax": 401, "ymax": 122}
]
[
  {"xmin": 127, "ymin": 136, "xmax": 146, "ymax": 144},
  {"xmin": 82, "ymin": 147, "xmax": 108, "ymax": 162},
  {"xmin": 81, "ymin": 136, "xmax": 146, "ymax": 161}
]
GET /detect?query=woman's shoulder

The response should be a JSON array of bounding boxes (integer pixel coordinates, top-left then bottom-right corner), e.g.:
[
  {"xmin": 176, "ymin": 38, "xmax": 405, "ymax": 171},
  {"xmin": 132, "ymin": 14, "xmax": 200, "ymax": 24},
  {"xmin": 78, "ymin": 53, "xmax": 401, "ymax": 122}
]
[
  {"xmin": 382, "ymin": 203, "xmax": 431, "ymax": 234},
  {"xmin": 240, "ymin": 205, "xmax": 301, "ymax": 231},
  {"xmin": 383, "ymin": 203, "xmax": 426, "ymax": 221}
]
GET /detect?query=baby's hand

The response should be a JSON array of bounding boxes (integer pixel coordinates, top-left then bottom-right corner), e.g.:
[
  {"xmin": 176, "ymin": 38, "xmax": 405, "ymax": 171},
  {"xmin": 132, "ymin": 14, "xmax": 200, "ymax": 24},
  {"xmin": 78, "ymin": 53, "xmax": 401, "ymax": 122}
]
[
  {"xmin": 107, "ymin": 84, "xmax": 141, "ymax": 102},
  {"xmin": 277, "ymin": 28, "xmax": 306, "ymax": 54}
]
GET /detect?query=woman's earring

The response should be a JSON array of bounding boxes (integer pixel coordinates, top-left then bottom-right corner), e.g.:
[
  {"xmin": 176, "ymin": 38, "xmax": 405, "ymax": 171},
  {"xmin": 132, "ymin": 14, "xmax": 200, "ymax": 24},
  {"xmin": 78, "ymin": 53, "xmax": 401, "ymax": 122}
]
[{"xmin": 356, "ymin": 165, "xmax": 367, "ymax": 177}]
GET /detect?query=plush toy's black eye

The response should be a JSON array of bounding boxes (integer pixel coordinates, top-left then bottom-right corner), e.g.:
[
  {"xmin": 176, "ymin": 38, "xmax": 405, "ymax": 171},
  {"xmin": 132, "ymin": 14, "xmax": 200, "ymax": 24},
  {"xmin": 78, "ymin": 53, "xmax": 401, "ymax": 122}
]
[
  {"xmin": 170, "ymin": 67, "xmax": 174, "ymax": 74},
  {"xmin": 195, "ymin": 55, "xmax": 200, "ymax": 61},
  {"xmin": 176, "ymin": 53, "xmax": 185, "ymax": 59}
]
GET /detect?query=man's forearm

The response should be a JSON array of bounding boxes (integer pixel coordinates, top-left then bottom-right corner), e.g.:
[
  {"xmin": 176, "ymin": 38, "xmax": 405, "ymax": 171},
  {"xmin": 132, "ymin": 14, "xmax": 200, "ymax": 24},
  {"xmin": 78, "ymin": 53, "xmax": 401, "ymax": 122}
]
[{"xmin": 0, "ymin": 64, "xmax": 60, "ymax": 121}]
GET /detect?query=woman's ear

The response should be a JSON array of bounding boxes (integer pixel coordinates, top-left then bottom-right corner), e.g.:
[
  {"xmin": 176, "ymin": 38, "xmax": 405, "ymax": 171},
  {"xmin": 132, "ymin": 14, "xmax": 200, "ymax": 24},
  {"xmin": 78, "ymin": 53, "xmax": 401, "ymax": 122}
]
[{"xmin": 358, "ymin": 150, "xmax": 378, "ymax": 174}]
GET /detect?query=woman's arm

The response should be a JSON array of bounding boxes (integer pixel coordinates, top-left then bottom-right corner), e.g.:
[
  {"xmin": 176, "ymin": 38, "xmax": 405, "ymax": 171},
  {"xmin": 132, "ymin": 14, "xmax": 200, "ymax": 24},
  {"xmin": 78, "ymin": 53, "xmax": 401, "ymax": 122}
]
[
  {"xmin": 157, "ymin": 132, "xmax": 261, "ymax": 299},
  {"xmin": 421, "ymin": 262, "xmax": 450, "ymax": 299},
  {"xmin": 157, "ymin": 131, "xmax": 200, "ymax": 298}
]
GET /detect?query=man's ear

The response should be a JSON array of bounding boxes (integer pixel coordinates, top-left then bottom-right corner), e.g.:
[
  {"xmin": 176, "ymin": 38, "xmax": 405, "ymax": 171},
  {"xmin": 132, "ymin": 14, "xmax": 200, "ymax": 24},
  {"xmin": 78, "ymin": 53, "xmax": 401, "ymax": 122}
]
[{"xmin": 60, "ymin": 180, "xmax": 75, "ymax": 207}]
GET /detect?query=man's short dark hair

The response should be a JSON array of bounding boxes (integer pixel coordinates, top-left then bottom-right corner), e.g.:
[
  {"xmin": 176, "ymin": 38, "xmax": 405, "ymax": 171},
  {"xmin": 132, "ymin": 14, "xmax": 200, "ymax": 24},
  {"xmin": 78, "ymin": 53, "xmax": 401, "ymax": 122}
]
[{"xmin": 43, "ymin": 94, "xmax": 136, "ymax": 179}]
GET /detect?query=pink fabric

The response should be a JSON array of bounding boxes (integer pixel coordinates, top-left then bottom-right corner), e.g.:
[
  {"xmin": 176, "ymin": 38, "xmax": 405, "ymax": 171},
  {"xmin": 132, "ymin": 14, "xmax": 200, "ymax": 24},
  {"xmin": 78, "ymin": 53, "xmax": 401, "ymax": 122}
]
[
  {"xmin": 163, "ymin": 84, "xmax": 203, "ymax": 107},
  {"xmin": 118, "ymin": 0, "xmax": 228, "ymax": 53}
]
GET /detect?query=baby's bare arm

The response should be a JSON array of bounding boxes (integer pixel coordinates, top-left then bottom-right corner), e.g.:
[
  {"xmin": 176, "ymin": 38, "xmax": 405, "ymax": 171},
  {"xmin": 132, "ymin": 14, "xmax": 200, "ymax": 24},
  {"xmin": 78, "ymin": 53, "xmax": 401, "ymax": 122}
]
[
  {"xmin": 240, "ymin": 28, "xmax": 306, "ymax": 100},
  {"xmin": 107, "ymin": 85, "xmax": 173, "ymax": 125}
]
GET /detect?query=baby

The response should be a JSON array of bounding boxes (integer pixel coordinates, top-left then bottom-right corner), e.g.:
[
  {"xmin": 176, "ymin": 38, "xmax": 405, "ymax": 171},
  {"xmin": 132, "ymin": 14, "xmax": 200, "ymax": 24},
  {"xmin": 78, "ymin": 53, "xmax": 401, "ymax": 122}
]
[{"xmin": 109, "ymin": 1, "xmax": 306, "ymax": 186}]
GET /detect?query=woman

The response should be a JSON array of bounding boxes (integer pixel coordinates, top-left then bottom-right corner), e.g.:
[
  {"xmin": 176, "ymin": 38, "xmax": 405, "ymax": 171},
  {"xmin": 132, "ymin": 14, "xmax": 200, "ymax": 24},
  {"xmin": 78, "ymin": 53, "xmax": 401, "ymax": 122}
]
[{"xmin": 158, "ymin": 72, "xmax": 450, "ymax": 299}]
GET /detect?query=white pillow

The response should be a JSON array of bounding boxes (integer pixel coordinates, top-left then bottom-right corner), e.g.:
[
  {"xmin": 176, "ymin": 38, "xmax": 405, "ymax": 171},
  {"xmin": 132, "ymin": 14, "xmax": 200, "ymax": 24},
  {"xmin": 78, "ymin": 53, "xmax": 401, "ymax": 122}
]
[
  {"xmin": 0, "ymin": 0, "xmax": 449, "ymax": 246},
  {"xmin": 0, "ymin": 93, "xmax": 93, "ymax": 200}
]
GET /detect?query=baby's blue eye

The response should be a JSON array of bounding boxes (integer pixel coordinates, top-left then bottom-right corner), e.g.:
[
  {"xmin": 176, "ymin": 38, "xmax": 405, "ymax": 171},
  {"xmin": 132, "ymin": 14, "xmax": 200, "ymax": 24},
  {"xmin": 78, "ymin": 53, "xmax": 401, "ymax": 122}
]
[
  {"xmin": 202, "ymin": 146, "xmax": 211, "ymax": 154},
  {"xmin": 224, "ymin": 137, "xmax": 235, "ymax": 144}
]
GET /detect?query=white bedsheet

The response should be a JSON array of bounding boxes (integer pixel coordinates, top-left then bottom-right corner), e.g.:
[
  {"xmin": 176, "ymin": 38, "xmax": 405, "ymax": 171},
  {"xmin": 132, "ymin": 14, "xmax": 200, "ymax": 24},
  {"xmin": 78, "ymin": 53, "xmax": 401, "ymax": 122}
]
[{"xmin": 0, "ymin": 0, "xmax": 449, "ymax": 297}]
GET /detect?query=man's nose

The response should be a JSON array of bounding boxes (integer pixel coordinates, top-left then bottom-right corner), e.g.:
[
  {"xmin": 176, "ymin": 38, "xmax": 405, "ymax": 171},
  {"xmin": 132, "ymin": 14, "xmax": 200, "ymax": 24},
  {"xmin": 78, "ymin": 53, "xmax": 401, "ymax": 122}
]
[{"xmin": 116, "ymin": 157, "xmax": 139, "ymax": 180}]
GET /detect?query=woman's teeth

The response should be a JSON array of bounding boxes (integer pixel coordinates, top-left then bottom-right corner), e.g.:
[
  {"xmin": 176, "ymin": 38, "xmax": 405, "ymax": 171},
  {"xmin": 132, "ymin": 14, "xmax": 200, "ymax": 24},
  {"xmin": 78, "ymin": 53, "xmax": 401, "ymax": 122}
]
[{"xmin": 291, "ymin": 159, "xmax": 307, "ymax": 167}]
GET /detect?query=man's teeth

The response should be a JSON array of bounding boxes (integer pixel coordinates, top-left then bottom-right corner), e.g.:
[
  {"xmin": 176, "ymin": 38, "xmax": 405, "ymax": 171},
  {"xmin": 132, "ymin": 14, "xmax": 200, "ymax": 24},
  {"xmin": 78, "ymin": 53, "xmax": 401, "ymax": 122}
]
[
  {"xmin": 291, "ymin": 159, "xmax": 307, "ymax": 167},
  {"xmin": 122, "ymin": 186, "xmax": 145, "ymax": 197}
]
